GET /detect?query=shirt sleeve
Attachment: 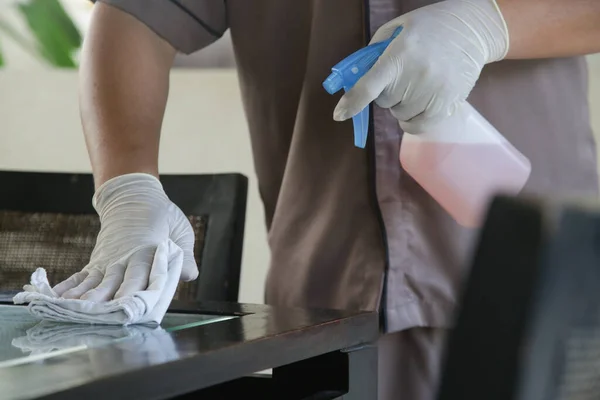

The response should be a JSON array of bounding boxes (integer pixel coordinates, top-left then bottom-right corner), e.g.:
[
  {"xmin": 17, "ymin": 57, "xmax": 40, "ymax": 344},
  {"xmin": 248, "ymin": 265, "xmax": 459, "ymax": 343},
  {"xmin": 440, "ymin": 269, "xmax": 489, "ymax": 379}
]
[{"xmin": 92, "ymin": 0, "xmax": 228, "ymax": 54}]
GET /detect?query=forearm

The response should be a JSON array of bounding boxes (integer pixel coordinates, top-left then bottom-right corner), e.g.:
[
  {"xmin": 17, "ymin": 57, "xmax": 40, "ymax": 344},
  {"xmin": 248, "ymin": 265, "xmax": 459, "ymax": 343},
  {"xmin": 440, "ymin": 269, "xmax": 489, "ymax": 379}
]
[
  {"xmin": 79, "ymin": 3, "xmax": 176, "ymax": 188},
  {"xmin": 497, "ymin": 0, "xmax": 600, "ymax": 59}
]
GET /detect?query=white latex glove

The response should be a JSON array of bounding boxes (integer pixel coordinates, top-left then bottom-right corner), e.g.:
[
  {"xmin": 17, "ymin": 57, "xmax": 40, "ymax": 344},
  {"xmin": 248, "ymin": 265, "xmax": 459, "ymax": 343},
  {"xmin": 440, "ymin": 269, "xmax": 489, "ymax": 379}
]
[
  {"xmin": 53, "ymin": 173, "xmax": 199, "ymax": 301},
  {"xmin": 333, "ymin": 0, "xmax": 509, "ymax": 133}
]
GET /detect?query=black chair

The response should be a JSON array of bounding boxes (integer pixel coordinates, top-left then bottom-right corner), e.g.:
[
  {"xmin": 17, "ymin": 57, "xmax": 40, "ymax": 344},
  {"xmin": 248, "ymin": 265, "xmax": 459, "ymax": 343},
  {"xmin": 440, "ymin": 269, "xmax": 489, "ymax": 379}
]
[
  {"xmin": 437, "ymin": 195, "xmax": 600, "ymax": 400},
  {"xmin": 0, "ymin": 171, "xmax": 247, "ymax": 303}
]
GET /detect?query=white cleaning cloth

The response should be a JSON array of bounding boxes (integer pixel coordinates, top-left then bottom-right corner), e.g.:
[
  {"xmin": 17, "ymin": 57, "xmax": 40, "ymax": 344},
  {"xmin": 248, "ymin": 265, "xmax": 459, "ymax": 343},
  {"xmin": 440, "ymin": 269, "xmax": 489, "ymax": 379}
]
[{"xmin": 13, "ymin": 240, "xmax": 183, "ymax": 325}]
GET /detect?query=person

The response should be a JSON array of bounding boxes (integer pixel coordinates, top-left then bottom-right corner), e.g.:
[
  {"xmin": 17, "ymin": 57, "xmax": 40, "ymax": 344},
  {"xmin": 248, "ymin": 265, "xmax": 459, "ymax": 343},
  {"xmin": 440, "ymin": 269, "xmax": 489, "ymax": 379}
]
[{"xmin": 53, "ymin": 0, "xmax": 600, "ymax": 398}]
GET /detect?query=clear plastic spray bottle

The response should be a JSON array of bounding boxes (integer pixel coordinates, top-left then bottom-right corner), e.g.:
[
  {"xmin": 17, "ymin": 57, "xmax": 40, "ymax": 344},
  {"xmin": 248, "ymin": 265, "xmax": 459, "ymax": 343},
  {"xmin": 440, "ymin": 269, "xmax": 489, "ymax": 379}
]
[{"xmin": 324, "ymin": 27, "xmax": 531, "ymax": 228}]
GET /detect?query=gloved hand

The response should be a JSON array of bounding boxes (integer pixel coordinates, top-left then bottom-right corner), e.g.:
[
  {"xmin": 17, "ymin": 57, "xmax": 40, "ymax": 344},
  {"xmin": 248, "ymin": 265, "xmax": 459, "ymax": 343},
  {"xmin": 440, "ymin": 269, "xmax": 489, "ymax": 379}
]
[
  {"xmin": 333, "ymin": 0, "xmax": 509, "ymax": 133},
  {"xmin": 53, "ymin": 173, "xmax": 199, "ymax": 301}
]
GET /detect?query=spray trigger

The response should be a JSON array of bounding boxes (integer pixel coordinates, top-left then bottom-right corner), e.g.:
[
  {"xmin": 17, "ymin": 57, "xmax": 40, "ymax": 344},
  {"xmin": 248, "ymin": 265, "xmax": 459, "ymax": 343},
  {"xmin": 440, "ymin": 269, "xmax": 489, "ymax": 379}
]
[{"xmin": 323, "ymin": 26, "xmax": 403, "ymax": 148}]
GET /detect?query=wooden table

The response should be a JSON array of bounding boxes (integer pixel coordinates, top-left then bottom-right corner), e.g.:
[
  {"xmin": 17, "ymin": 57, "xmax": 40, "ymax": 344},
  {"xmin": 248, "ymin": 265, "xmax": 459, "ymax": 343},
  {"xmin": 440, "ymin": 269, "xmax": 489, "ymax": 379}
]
[{"xmin": 0, "ymin": 301, "xmax": 378, "ymax": 400}]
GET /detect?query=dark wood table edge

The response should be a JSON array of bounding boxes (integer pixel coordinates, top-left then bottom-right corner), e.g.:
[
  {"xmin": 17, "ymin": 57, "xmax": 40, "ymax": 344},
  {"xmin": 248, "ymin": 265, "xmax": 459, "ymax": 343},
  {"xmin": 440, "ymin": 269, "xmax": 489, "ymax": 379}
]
[{"xmin": 0, "ymin": 300, "xmax": 379, "ymax": 400}]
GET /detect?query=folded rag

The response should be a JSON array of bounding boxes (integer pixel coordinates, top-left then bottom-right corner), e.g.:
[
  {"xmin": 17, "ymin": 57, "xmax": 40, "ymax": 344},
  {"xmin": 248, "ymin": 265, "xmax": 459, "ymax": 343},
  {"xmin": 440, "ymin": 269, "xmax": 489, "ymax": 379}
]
[{"xmin": 13, "ymin": 240, "xmax": 183, "ymax": 325}]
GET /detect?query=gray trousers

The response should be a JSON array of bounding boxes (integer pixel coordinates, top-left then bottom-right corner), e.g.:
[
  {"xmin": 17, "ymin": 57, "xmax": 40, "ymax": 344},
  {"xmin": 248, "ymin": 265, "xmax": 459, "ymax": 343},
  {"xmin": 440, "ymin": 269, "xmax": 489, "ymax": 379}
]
[{"xmin": 378, "ymin": 328, "xmax": 448, "ymax": 400}]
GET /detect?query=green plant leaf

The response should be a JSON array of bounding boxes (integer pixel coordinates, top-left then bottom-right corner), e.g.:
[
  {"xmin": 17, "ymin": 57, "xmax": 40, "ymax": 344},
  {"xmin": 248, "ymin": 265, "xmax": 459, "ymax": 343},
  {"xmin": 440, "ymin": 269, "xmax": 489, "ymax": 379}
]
[
  {"xmin": 0, "ymin": 42, "xmax": 4, "ymax": 67},
  {"xmin": 17, "ymin": 0, "xmax": 82, "ymax": 68}
]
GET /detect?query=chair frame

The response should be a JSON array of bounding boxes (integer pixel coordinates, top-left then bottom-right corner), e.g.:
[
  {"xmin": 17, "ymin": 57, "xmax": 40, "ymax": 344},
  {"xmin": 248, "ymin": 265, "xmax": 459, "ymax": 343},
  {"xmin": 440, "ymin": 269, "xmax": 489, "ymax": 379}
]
[
  {"xmin": 437, "ymin": 195, "xmax": 600, "ymax": 400},
  {"xmin": 0, "ymin": 171, "xmax": 248, "ymax": 303}
]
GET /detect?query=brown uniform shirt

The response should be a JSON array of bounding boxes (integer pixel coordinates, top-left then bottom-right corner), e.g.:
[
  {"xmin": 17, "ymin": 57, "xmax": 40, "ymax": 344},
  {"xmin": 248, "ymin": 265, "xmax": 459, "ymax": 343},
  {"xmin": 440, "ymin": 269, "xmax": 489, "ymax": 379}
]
[{"xmin": 95, "ymin": 0, "xmax": 598, "ymax": 332}]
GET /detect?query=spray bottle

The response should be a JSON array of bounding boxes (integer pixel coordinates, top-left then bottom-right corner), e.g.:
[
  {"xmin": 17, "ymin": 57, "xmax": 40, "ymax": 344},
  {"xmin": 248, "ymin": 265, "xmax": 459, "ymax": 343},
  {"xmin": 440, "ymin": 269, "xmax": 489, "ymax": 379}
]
[{"xmin": 323, "ymin": 27, "xmax": 531, "ymax": 228}]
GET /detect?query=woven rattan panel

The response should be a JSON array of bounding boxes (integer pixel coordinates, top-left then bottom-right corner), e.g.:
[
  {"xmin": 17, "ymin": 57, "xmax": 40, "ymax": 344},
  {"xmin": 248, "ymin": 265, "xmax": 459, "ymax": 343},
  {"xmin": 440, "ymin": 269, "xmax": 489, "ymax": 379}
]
[{"xmin": 0, "ymin": 211, "xmax": 207, "ymax": 301}]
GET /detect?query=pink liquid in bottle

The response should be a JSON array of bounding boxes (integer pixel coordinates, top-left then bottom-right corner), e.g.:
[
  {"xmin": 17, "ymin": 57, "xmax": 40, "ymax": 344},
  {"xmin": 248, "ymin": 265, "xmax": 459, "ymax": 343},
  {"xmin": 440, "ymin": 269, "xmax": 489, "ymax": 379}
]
[{"xmin": 400, "ymin": 104, "xmax": 531, "ymax": 228}]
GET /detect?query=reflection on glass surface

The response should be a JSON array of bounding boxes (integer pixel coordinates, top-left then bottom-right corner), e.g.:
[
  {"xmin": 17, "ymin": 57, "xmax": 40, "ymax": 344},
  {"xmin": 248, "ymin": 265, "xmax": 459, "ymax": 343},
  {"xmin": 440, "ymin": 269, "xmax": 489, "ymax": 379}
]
[{"xmin": 0, "ymin": 304, "xmax": 235, "ymax": 368}]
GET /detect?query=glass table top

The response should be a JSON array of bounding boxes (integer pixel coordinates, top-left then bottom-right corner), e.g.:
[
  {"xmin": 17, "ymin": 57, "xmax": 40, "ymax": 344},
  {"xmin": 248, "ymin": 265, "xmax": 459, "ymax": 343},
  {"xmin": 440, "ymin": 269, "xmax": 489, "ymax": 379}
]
[{"xmin": 0, "ymin": 304, "xmax": 236, "ymax": 368}]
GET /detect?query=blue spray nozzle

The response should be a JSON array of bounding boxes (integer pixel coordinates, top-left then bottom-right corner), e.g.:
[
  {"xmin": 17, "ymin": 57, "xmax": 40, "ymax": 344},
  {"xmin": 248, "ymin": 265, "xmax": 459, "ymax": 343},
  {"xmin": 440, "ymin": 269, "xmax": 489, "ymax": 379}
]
[
  {"xmin": 323, "ymin": 73, "xmax": 344, "ymax": 95},
  {"xmin": 323, "ymin": 26, "xmax": 403, "ymax": 148}
]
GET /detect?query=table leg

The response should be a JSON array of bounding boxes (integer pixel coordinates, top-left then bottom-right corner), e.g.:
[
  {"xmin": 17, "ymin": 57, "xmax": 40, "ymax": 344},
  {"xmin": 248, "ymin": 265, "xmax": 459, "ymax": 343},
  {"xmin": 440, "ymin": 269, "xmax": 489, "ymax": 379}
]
[
  {"xmin": 272, "ymin": 342, "xmax": 378, "ymax": 400},
  {"xmin": 340, "ymin": 343, "xmax": 378, "ymax": 399},
  {"xmin": 174, "ymin": 344, "xmax": 379, "ymax": 399}
]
